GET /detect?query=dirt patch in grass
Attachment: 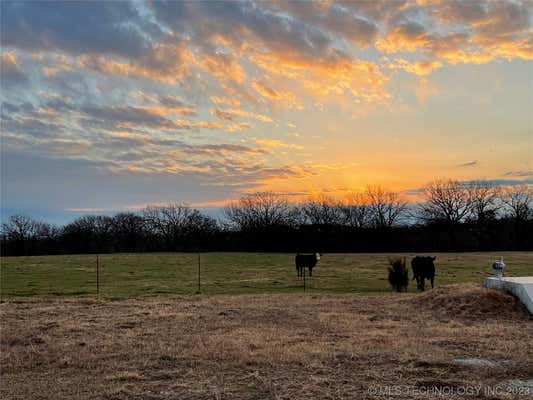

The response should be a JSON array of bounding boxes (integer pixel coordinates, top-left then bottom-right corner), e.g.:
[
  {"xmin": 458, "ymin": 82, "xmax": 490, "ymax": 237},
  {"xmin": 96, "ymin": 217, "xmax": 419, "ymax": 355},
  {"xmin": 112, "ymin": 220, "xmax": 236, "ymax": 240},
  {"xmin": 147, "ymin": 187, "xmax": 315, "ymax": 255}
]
[
  {"xmin": 408, "ymin": 283, "xmax": 531, "ymax": 321},
  {"xmin": 1, "ymin": 284, "xmax": 532, "ymax": 399}
]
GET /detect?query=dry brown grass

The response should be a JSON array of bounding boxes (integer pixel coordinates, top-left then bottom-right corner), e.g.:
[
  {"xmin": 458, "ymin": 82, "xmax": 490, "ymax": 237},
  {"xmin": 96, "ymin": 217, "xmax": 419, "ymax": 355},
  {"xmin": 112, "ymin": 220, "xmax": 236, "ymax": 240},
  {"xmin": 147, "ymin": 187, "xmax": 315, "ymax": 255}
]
[{"xmin": 1, "ymin": 284, "xmax": 532, "ymax": 399}]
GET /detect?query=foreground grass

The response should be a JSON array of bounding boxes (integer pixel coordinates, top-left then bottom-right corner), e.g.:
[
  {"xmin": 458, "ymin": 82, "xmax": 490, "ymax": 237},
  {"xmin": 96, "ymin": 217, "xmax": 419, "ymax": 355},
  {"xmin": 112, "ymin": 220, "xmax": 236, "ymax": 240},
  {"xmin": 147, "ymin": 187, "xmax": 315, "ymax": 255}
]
[
  {"xmin": 1, "ymin": 252, "xmax": 532, "ymax": 298},
  {"xmin": 1, "ymin": 284, "xmax": 531, "ymax": 399}
]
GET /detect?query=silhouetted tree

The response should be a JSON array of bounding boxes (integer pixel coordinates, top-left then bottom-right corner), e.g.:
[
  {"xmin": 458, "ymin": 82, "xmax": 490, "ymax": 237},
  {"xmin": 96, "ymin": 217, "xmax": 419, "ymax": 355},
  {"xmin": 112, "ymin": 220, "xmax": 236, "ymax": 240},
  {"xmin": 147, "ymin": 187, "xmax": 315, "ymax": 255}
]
[
  {"xmin": 418, "ymin": 180, "xmax": 473, "ymax": 248},
  {"xmin": 224, "ymin": 192, "xmax": 297, "ymax": 230},
  {"xmin": 501, "ymin": 185, "xmax": 532, "ymax": 249},
  {"xmin": 466, "ymin": 181, "xmax": 500, "ymax": 249},
  {"xmin": 142, "ymin": 203, "xmax": 215, "ymax": 250},
  {"xmin": 1, "ymin": 183, "xmax": 531, "ymax": 255},
  {"xmin": 468, "ymin": 181, "xmax": 500, "ymax": 222},
  {"xmin": 300, "ymin": 194, "xmax": 343, "ymax": 226},
  {"xmin": 501, "ymin": 185, "xmax": 533, "ymax": 221},
  {"xmin": 1, "ymin": 215, "xmax": 53, "ymax": 255},
  {"xmin": 63, "ymin": 215, "xmax": 113, "ymax": 253},
  {"xmin": 110, "ymin": 212, "xmax": 147, "ymax": 252},
  {"xmin": 340, "ymin": 192, "xmax": 372, "ymax": 228},
  {"xmin": 366, "ymin": 185, "xmax": 408, "ymax": 229}
]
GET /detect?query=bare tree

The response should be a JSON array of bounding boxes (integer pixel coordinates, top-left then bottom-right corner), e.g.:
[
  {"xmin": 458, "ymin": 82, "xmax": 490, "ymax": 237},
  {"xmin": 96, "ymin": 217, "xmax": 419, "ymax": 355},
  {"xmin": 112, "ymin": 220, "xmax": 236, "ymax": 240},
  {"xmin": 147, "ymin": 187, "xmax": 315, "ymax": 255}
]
[
  {"xmin": 1, "ymin": 215, "xmax": 49, "ymax": 241},
  {"xmin": 142, "ymin": 203, "xmax": 192, "ymax": 238},
  {"xmin": 63, "ymin": 215, "xmax": 114, "ymax": 252},
  {"xmin": 300, "ymin": 194, "xmax": 343, "ymax": 225},
  {"xmin": 141, "ymin": 203, "xmax": 216, "ymax": 249},
  {"xmin": 419, "ymin": 180, "xmax": 473, "ymax": 225},
  {"xmin": 418, "ymin": 180, "xmax": 473, "ymax": 247},
  {"xmin": 110, "ymin": 213, "xmax": 147, "ymax": 251},
  {"xmin": 501, "ymin": 185, "xmax": 533, "ymax": 222},
  {"xmin": 467, "ymin": 181, "xmax": 501, "ymax": 222},
  {"xmin": 500, "ymin": 185, "xmax": 533, "ymax": 249},
  {"xmin": 1, "ymin": 215, "xmax": 54, "ymax": 255},
  {"xmin": 224, "ymin": 192, "xmax": 297, "ymax": 230},
  {"xmin": 465, "ymin": 181, "xmax": 501, "ymax": 249},
  {"xmin": 340, "ymin": 192, "xmax": 371, "ymax": 228},
  {"xmin": 366, "ymin": 185, "xmax": 408, "ymax": 228}
]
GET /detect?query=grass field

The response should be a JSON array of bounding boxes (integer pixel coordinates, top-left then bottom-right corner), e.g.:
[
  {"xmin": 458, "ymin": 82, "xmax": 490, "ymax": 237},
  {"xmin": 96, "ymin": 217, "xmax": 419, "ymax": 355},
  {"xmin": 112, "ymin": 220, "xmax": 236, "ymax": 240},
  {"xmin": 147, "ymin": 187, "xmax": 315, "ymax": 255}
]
[
  {"xmin": 1, "ymin": 284, "xmax": 532, "ymax": 399},
  {"xmin": 1, "ymin": 252, "xmax": 532, "ymax": 298}
]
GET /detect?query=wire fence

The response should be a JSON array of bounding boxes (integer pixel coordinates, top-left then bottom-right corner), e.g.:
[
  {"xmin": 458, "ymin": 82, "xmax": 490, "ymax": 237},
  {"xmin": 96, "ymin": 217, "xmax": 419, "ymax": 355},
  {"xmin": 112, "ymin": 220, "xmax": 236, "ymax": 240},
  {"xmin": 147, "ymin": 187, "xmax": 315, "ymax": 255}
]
[
  {"xmin": 0, "ymin": 252, "xmax": 389, "ymax": 298},
  {"xmin": 2, "ymin": 252, "xmax": 526, "ymax": 298}
]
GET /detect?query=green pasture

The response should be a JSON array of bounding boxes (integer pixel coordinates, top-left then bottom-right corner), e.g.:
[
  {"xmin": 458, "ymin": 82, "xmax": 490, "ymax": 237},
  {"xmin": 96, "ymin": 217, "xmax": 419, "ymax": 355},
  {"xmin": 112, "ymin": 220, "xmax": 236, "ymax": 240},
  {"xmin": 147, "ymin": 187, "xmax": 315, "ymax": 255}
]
[{"xmin": 1, "ymin": 252, "xmax": 531, "ymax": 298}]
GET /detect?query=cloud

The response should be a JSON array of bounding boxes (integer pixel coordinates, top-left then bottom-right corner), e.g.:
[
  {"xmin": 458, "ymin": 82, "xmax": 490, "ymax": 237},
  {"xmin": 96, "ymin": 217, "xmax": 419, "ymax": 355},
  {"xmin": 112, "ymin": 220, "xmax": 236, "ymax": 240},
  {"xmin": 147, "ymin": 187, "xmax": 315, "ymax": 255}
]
[
  {"xmin": 252, "ymin": 81, "xmax": 302, "ymax": 108},
  {"xmin": 210, "ymin": 108, "xmax": 273, "ymax": 123},
  {"xmin": 77, "ymin": 44, "xmax": 195, "ymax": 83},
  {"xmin": 255, "ymin": 139, "xmax": 303, "ymax": 150},
  {"xmin": 269, "ymin": 1, "xmax": 380, "ymax": 47},
  {"xmin": 458, "ymin": 161, "xmax": 478, "ymax": 167},
  {"xmin": 249, "ymin": 49, "xmax": 390, "ymax": 102},
  {"xmin": 0, "ymin": 52, "xmax": 28, "ymax": 87},
  {"xmin": 405, "ymin": 177, "xmax": 533, "ymax": 197},
  {"xmin": 6, "ymin": 0, "xmax": 527, "ymax": 118},
  {"xmin": 390, "ymin": 58, "xmax": 443, "ymax": 75},
  {"xmin": 181, "ymin": 144, "xmax": 267, "ymax": 157},
  {"xmin": 377, "ymin": 2, "xmax": 532, "ymax": 64},
  {"xmin": 1, "ymin": 1, "xmax": 158, "ymax": 58},
  {"xmin": 462, "ymin": 178, "xmax": 533, "ymax": 187},
  {"xmin": 225, "ymin": 123, "xmax": 252, "ymax": 133},
  {"xmin": 198, "ymin": 52, "xmax": 246, "ymax": 84},
  {"xmin": 210, "ymin": 96, "xmax": 241, "ymax": 107},
  {"xmin": 504, "ymin": 170, "xmax": 533, "ymax": 177},
  {"xmin": 434, "ymin": 0, "xmax": 489, "ymax": 24},
  {"xmin": 1, "ymin": 0, "xmax": 531, "ymax": 216},
  {"xmin": 377, "ymin": 22, "xmax": 432, "ymax": 53}
]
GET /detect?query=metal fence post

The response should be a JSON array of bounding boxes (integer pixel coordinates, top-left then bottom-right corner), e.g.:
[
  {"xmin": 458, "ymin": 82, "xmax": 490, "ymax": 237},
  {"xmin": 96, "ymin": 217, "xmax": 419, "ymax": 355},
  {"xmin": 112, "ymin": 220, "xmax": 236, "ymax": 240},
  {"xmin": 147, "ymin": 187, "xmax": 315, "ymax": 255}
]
[
  {"xmin": 197, "ymin": 253, "xmax": 201, "ymax": 294},
  {"xmin": 96, "ymin": 254, "xmax": 100, "ymax": 295}
]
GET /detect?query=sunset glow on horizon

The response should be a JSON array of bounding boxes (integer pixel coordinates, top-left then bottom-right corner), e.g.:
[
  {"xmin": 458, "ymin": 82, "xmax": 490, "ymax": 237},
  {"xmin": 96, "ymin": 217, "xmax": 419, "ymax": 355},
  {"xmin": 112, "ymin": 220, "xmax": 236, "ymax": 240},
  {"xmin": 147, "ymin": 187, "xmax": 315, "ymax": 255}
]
[{"xmin": 1, "ymin": 0, "xmax": 532, "ymax": 221}]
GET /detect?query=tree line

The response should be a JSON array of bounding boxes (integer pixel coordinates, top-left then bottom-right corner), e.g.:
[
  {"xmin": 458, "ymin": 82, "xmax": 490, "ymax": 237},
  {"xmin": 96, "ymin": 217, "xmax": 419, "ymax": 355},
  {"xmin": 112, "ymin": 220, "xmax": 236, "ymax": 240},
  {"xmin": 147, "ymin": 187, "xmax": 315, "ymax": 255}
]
[{"xmin": 2, "ymin": 180, "xmax": 532, "ymax": 256}]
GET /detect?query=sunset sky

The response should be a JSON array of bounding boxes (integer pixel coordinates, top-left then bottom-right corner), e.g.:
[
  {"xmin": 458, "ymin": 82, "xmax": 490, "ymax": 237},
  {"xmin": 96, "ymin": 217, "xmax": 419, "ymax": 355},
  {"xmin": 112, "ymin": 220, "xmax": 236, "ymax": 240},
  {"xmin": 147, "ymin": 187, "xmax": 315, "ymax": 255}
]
[{"xmin": 1, "ymin": 0, "xmax": 532, "ymax": 222}]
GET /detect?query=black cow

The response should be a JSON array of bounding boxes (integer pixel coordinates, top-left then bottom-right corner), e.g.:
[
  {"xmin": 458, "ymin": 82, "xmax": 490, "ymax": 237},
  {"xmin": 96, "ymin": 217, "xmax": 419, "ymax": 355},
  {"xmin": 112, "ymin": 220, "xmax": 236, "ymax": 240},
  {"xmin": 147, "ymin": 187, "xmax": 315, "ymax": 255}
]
[
  {"xmin": 295, "ymin": 253, "xmax": 321, "ymax": 277},
  {"xmin": 411, "ymin": 256, "xmax": 436, "ymax": 291}
]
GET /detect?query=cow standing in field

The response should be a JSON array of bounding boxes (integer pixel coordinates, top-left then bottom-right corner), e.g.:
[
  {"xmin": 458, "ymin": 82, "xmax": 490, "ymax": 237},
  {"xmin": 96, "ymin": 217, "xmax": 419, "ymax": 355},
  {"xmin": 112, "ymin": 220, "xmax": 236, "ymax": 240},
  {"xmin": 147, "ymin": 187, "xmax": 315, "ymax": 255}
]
[
  {"xmin": 411, "ymin": 256, "xmax": 436, "ymax": 291},
  {"xmin": 295, "ymin": 253, "xmax": 321, "ymax": 277}
]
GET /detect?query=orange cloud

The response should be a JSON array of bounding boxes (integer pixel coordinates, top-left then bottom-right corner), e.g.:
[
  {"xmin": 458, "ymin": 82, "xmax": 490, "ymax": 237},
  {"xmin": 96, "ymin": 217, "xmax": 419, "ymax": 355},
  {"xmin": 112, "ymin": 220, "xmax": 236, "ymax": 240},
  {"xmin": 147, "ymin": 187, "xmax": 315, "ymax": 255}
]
[
  {"xmin": 210, "ymin": 96, "xmax": 242, "ymax": 107},
  {"xmin": 225, "ymin": 123, "xmax": 252, "ymax": 132},
  {"xmin": 135, "ymin": 105, "xmax": 196, "ymax": 117},
  {"xmin": 377, "ymin": 3, "xmax": 532, "ymax": 67},
  {"xmin": 256, "ymin": 138, "xmax": 303, "ymax": 150},
  {"xmin": 198, "ymin": 52, "xmax": 246, "ymax": 83},
  {"xmin": 252, "ymin": 81, "xmax": 303, "ymax": 109},
  {"xmin": 250, "ymin": 50, "xmax": 390, "ymax": 103},
  {"xmin": 210, "ymin": 107, "xmax": 274, "ymax": 123},
  {"xmin": 390, "ymin": 59, "xmax": 443, "ymax": 75}
]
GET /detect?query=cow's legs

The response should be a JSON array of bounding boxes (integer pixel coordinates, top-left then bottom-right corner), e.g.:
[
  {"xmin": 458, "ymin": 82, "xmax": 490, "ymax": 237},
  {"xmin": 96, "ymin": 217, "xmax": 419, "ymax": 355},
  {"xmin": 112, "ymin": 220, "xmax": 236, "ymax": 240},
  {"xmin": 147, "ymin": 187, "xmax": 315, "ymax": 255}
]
[{"xmin": 431, "ymin": 276, "xmax": 434, "ymax": 289}]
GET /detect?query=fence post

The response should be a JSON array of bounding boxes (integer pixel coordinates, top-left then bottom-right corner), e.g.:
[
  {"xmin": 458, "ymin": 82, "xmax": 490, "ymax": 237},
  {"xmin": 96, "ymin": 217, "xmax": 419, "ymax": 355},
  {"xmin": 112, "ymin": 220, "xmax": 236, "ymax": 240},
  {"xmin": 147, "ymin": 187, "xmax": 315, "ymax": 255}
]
[
  {"xmin": 197, "ymin": 253, "xmax": 201, "ymax": 294},
  {"xmin": 96, "ymin": 254, "xmax": 100, "ymax": 295}
]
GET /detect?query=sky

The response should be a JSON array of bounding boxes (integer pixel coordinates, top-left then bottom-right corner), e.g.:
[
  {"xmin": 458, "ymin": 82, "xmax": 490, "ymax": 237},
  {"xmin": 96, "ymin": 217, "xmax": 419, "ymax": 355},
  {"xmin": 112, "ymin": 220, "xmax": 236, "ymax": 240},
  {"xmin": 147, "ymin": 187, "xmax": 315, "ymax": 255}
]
[{"xmin": 1, "ymin": 0, "xmax": 532, "ymax": 224}]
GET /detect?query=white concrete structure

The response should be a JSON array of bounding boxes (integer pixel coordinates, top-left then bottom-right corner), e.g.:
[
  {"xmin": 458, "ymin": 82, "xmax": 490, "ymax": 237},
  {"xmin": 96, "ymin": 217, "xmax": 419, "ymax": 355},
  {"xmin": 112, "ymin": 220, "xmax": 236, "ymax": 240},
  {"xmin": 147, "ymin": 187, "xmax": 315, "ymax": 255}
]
[{"xmin": 484, "ymin": 277, "xmax": 533, "ymax": 314}]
